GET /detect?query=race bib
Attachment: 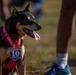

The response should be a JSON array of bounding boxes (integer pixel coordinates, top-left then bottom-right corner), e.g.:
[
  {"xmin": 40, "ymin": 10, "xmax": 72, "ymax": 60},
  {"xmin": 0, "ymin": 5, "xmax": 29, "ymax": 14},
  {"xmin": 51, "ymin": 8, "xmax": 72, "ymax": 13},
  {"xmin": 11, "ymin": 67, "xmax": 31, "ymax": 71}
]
[{"xmin": 8, "ymin": 48, "xmax": 21, "ymax": 61}]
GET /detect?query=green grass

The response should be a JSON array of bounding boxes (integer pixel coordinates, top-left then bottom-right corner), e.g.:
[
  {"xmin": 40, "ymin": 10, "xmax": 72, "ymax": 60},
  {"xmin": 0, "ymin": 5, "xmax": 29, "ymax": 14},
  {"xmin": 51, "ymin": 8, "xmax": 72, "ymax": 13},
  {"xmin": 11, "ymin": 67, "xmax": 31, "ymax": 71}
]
[
  {"xmin": 0, "ymin": 0, "xmax": 76, "ymax": 75},
  {"xmin": 24, "ymin": 0, "xmax": 76, "ymax": 75}
]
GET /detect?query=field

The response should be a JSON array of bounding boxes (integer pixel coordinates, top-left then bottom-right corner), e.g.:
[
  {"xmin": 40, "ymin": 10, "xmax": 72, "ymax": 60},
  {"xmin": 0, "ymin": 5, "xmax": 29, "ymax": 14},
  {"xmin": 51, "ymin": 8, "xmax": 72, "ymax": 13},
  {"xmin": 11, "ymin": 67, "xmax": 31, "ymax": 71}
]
[
  {"xmin": 24, "ymin": 0, "xmax": 76, "ymax": 75},
  {"xmin": 0, "ymin": 0, "xmax": 76, "ymax": 75}
]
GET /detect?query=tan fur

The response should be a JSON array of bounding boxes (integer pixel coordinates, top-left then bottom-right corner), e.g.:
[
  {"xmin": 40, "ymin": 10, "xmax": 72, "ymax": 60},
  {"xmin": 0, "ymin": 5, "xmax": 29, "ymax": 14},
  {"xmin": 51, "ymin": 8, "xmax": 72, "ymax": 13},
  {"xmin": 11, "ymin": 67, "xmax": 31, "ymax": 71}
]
[
  {"xmin": 16, "ymin": 22, "xmax": 26, "ymax": 38},
  {"xmin": 16, "ymin": 44, "xmax": 26, "ymax": 75}
]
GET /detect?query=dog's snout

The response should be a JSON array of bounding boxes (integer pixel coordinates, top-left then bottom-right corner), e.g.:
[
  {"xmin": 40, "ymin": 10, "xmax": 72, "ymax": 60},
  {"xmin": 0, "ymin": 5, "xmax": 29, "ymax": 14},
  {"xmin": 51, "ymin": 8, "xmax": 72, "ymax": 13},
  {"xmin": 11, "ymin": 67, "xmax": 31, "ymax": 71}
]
[{"xmin": 36, "ymin": 23, "xmax": 42, "ymax": 31}]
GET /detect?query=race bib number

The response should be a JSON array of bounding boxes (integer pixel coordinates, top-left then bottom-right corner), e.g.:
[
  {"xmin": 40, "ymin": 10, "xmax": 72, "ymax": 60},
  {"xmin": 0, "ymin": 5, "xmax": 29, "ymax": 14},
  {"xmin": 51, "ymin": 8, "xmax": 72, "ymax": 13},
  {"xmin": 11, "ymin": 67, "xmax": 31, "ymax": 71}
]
[{"xmin": 9, "ymin": 48, "xmax": 21, "ymax": 61}]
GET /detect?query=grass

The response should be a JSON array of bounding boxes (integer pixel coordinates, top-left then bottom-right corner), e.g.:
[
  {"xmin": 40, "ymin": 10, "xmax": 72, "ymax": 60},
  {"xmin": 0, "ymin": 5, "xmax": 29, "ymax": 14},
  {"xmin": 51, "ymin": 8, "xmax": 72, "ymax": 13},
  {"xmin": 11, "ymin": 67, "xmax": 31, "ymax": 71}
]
[
  {"xmin": 24, "ymin": 0, "xmax": 76, "ymax": 75},
  {"xmin": 0, "ymin": 0, "xmax": 76, "ymax": 75}
]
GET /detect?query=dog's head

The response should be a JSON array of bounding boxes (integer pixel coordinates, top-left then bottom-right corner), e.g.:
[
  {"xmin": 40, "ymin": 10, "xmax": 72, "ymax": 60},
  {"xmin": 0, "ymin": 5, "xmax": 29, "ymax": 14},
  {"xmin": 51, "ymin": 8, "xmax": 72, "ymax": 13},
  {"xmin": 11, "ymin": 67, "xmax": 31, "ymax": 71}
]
[{"xmin": 5, "ymin": 4, "xmax": 42, "ymax": 41}]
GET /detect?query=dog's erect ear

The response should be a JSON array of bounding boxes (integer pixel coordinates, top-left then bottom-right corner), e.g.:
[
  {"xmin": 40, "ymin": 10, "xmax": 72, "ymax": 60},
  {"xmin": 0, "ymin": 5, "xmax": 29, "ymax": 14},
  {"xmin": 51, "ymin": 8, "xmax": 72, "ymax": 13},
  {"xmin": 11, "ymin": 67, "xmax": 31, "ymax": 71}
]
[
  {"xmin": 12, "ymin": 6, "xmax": 19, "ymax": 16},
  {"xmin": 24, "ymin": 4, "xmax": 30, "ymax": 12}
]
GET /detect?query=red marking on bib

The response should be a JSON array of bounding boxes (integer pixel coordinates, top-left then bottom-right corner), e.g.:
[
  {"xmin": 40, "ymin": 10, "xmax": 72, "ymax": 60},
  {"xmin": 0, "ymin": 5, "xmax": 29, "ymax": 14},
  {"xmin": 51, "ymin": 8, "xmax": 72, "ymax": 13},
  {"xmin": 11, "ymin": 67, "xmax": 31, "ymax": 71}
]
[{"xmin": 4, "ymin": 60, "xmax": 16, "ymax": 69}]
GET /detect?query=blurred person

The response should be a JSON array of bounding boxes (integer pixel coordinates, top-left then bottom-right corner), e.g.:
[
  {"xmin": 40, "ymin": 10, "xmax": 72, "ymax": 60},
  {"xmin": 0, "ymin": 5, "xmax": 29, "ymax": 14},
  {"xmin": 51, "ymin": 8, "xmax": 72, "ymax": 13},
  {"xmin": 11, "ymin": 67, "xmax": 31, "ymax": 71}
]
[
  {"xmin": 0, "ymin": 0, "xmax": 44, "ymax": 21},
  {"xmin": 13, "ymin": 0, "xmax": 44, "ymax": 19},
  {"xmin": 44, "ymin": 0, "xmax": 76, "ymax": 75},
  {"xmin": 32, "ymin": 0, "xmax": 44, "ymax": 19},
  {"xmin": 0, "ymin": 0, "xmax": 10, "ymax": 21}
]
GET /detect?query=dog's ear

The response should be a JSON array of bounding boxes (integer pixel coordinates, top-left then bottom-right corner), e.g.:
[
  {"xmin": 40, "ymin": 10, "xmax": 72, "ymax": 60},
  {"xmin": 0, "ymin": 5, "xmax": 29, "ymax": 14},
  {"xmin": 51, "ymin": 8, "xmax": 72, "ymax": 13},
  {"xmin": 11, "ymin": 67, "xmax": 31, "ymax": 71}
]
[
  {"xmin": 24, "ymin": 4, "xmax": 30, "ymax": 12},
  {"xmin": 12, "ymin": 6, "xmax": 19, "ymax": 16}
]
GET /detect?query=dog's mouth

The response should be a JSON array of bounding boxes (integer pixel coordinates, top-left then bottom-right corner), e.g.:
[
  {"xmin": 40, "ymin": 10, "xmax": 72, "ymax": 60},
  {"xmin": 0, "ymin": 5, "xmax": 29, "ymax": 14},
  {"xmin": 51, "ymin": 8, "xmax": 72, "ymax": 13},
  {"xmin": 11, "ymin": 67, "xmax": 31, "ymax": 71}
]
[{"xmin": 22, "ymin": 28, "xmax": 40, "ymax": 41}]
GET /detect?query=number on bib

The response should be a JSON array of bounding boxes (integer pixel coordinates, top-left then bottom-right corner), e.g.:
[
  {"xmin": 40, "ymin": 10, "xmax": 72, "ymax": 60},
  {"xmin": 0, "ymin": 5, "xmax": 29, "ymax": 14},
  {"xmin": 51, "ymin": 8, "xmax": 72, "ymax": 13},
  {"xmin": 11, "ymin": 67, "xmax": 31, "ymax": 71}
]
[{"xmin": 9, "ymin": 49, "xmax": 21, "ymax": 61}]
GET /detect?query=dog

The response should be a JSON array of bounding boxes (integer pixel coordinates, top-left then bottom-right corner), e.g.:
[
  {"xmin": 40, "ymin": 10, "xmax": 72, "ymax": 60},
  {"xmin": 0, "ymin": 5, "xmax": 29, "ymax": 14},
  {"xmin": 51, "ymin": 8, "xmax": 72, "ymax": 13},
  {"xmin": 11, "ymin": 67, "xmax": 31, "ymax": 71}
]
[{"xmin": 0, "ymin": 4, "xmax": 42, "ymax": 75}]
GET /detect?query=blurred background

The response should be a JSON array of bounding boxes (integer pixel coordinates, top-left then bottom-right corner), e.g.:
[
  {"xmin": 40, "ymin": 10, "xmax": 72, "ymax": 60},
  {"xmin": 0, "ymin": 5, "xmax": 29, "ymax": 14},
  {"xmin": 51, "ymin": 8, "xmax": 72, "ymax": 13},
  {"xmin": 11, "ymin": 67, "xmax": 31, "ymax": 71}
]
[{"xmin": 0, "ymin": 0, "xmax": 76, "ymax": 75}]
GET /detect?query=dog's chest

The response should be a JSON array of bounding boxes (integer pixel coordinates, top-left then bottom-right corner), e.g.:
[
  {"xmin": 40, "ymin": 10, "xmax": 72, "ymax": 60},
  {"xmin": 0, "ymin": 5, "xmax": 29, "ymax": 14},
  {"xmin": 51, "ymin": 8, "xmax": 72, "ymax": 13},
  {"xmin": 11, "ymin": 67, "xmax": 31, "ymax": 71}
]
[
  {"xmin": 0, "ymin": 47, "xmax": 22, "ymax": 69},
  {"xmin": 0, "ymin": 47, "xmax": 21, "ymax": 63}
]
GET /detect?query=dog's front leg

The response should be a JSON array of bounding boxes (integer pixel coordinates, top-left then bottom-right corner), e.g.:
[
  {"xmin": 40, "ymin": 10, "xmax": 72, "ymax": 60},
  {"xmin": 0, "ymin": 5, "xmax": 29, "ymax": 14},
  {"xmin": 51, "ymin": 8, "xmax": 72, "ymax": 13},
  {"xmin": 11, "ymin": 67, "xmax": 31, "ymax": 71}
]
[
  {"xmin": 16, "ymin": 41, "xmax": 26, "ymax": 75},
  {"xmin": 16, "ymin": 59, "xmax": 26, "ymax": 75}
]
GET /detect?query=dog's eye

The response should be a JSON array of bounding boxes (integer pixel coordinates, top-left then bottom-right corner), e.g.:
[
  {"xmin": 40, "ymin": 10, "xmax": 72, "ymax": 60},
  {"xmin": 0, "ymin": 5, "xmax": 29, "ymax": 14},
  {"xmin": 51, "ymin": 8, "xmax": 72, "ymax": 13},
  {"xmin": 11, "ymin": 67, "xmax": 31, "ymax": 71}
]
[{"xmin": 28, "ymin": 16, "xmax": 30, "ymax": 20}]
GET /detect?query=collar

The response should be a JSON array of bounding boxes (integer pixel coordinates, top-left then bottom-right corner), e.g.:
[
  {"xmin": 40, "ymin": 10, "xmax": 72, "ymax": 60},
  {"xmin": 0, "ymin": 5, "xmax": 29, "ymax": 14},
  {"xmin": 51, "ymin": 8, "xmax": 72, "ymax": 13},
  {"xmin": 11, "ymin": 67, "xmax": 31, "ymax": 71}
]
[{"xmin": 2, "ymin": 26, "xmax": 21, "ymax": 48}]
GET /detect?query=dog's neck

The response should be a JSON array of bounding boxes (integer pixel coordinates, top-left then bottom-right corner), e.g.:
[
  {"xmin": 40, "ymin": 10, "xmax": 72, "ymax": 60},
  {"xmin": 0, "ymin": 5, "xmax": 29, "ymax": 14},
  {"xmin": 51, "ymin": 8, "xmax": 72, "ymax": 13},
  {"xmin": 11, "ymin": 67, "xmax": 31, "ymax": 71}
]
[
  {"xmin": 4, "ymin": 17, "xmax": 19, "ymax": 39},
  {"xmin": 4, "ymin": 24, "xmax": 25, "ymax": 39},
  {"xmin": 5, "ymin": 26, "xmax": 19, "ymax": 39}
]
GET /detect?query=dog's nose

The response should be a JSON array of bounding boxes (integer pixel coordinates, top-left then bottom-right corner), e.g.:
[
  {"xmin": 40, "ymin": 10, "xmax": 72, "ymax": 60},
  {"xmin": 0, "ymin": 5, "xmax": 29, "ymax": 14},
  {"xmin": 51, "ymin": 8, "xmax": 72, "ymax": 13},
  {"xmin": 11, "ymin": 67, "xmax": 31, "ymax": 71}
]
[{"xmin": 38, "ymin": 24, "xmax": 42, "ymax": 30}]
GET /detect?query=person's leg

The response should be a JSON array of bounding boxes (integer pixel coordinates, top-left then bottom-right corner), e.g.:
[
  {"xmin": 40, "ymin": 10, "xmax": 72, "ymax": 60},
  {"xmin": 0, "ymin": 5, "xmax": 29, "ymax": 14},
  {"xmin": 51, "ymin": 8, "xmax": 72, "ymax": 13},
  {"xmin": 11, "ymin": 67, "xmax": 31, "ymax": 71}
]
[
  {"xmin": 0, "ymin": 0, "xmax": 11, "ymax": 21},
  {"xmin": 44, "ymin": 0, "xmax": 76, "ymax": 75},
  {"xmin": 56, "ymin": 0, "xmax": 76, "ymax": 53},
  {"xmin": 56, "ymin": 0, "xmax": 76, "ymax": 69}
]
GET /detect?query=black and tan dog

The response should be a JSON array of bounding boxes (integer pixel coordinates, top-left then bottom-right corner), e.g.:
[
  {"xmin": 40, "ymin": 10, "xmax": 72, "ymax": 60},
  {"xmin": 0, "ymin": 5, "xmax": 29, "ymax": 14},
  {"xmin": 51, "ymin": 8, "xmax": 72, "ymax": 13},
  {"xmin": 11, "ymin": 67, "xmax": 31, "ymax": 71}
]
[{"xmin": 0, "ymin": 4, "xmax": 42, "ymax": 75}]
